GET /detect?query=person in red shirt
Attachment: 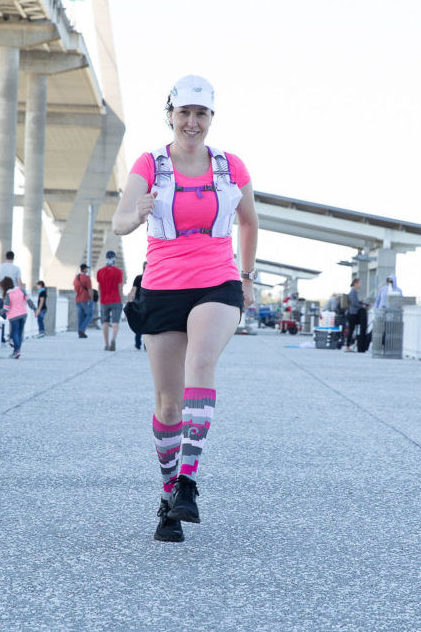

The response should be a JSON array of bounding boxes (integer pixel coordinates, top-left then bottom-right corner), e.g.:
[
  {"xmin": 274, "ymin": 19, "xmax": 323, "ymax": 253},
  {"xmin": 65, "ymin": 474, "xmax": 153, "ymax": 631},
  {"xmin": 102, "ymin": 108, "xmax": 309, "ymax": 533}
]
[
  {"xmin": 96, "ymin": 250, "xmax": 123, "ymax": 351},
  {"xmin": 73, "ymin": 264, "xmax": 93, "ymax": 338}
]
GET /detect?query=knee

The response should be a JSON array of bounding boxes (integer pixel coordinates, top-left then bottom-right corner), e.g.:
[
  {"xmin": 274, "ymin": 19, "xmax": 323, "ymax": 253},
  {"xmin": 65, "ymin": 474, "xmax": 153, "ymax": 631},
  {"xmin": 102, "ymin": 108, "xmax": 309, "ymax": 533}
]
[{"xmin": 186, "ymin": 352, "xmax": 215, "ymax": 380}]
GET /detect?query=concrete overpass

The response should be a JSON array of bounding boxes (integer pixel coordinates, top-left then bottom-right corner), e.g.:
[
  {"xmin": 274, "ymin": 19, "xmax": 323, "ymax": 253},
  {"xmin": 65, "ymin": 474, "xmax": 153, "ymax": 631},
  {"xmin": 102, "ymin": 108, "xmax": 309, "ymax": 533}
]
[
  {"xmin": 255, "ymin": 258, "xmax": 321, "ymax": 298},
  {"xmin": 235, "ymin": 255, "xmax": 321, "ymax": 299},
  {"xmin": 0, "ymin": 0, "xmax": 125, "ymax": 289},
  {"xmin": 254, "ymin": 191, "xmax": 421, "ymax": 298}
]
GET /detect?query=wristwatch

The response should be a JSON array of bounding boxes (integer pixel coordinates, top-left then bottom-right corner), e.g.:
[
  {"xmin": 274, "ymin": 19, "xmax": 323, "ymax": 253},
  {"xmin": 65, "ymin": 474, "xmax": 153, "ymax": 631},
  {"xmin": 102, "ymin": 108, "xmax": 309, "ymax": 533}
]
[{"xmin": 241, "ymin": 269, "xmax": 258, "ymax": 281}]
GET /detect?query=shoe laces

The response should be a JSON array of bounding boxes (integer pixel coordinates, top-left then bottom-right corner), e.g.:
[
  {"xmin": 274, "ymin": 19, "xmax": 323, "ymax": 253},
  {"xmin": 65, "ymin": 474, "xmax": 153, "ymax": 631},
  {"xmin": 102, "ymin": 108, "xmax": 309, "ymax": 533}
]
[
  {"xmin": 157, "ymin": 501, "xmax": 169, "ymax": 518},
  {"xmin": 175, "ymin": 476, "xmax": 199, "ymax": 499}
]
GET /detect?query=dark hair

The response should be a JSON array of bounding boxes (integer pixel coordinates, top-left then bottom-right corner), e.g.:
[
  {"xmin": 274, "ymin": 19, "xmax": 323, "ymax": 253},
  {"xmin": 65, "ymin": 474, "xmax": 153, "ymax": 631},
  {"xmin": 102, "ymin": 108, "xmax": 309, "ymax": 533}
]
[
  {"xmin": 37, "ymin": 280, "xmax": 45, "ymax": 287},
  {"xmin": 5, "ymin": 250, "xmax": 14, "ymax": 260},
  {"xmin": 0, "ymin": 276, "xmax": 14, "ymax": 297},
  {"xmin": 351, "ymin": 277, "xmax": 360, "ymax": 287},
  {"xmin": 165, "ymin": 95, "xmax": 174, "ymax": 129}
]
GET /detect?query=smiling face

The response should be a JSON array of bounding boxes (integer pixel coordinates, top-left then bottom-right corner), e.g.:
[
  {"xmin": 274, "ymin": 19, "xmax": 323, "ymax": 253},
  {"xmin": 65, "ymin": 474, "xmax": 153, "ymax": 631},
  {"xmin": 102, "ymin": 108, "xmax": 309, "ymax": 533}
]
[{"xmin": 169, "ymin": 105, "xmax": 213, "ymax": 149}]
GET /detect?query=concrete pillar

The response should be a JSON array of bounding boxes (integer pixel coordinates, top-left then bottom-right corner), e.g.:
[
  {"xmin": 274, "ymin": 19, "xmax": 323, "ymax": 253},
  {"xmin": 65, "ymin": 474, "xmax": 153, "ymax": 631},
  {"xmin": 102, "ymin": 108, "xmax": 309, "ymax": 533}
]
[
  {"xmin": 44, "ymin": 286, "xmax": 57, "ymax": 335},
  {"xmin": 357, "ymin": 259, "xmax": 369, "ymax": 300},
  {"xmin": 289, "ymin": 276, "xmax": 298, "ymax": 297},
  {"xmin": 22, "ymin": 73, "xmax": 48, "ymax": 289},
  {"xmin": 59, "ymin": 289, "xmax": 77, "ymax": 332},
  {"xmin": 0, "ymin": 47, "xmax": 19, "ymax": 261},
  {"xmin": 376, "ymin": 248, "xmax": 396, "ymax": 294}
]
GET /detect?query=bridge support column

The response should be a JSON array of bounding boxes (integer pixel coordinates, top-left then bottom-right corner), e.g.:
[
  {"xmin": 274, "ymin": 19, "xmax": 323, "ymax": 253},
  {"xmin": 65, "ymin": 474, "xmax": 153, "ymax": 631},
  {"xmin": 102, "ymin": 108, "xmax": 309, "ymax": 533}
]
[
  {"xmin": 290, "ymin": 276, "xmax": 298, "ymax": 297},
  {"xmin": 22, "ymin": 73, "xmax": 48, "ymax": 289},
  {"xmin": 357, "ymin": 257, "xmax": 369, "ymax": 301},
  {"xmin": 376, "ymin": 248, "xmax": 396, "ymax": 293},
  {"xmin": 44, "ymin": 104, "xmax": 125, "ymax": 288},
  {"xmin": 0, "ymin": 47, "xmax": 19, "ymax": 261}
]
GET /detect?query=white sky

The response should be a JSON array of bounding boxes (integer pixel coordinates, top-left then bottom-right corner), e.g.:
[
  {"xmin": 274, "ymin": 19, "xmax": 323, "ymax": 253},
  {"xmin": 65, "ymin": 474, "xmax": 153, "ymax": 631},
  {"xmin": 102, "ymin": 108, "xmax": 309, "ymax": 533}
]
[{"xmin": 64, "ymin": 0, "xmax": 421, "ymax": 301}]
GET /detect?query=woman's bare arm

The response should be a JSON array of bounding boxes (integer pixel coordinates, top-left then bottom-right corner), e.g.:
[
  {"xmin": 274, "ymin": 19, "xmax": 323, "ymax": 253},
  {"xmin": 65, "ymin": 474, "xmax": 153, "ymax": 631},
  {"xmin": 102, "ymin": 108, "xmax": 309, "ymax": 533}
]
[{"xmin": 112, "ymin": 174, "xmax": 151, "ymax": 235}]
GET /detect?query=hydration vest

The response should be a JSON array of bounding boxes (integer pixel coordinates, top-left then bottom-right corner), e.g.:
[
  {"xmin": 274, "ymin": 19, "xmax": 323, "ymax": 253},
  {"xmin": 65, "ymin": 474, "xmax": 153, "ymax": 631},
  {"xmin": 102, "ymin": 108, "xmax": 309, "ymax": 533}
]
[{"xmin": 147, "ymin": 145, "xmax": 243, "ymax": 240}]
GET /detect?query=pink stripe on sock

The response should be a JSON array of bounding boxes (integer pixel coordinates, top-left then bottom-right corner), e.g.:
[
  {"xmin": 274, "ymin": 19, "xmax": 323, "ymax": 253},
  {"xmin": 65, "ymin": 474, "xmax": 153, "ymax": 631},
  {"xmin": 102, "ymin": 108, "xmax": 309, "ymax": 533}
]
[
  {"xmin": 179, "ymin": 460, "xmax": 199, "ymax": 477},
  {"xmin": 153, "ymin": 415, "xmax": 182, "ymax": 434},
  {"xmin": 163, "ymin": 477, "xmax": 177, "ymax": 493},
  {"xmin": 182, "ymin": 420, "xmax": 211, "ymax": 431},
  {"xmin": 184, "ymin": 387, "xmax": 216, "ymax": 401}
]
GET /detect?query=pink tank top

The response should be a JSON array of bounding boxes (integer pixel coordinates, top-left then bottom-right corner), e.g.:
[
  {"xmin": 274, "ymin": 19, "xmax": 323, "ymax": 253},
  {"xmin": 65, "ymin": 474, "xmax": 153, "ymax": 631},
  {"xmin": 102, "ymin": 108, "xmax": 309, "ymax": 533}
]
[{"xmin": 130, "ymin": 151, "xmax": 250, "ymax": 290}]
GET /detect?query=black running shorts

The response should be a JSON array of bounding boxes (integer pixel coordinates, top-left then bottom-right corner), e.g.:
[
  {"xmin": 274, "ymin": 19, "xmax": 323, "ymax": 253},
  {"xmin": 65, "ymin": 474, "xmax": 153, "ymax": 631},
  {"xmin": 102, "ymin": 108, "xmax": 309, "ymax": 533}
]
[{"xmin": 126, "ymin": 280, "xmax": 243, "ymax": 335}]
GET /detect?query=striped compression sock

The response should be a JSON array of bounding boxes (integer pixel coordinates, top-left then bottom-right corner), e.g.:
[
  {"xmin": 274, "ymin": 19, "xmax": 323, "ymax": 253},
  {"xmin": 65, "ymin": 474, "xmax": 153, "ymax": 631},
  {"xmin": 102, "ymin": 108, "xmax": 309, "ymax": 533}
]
[
  {"xmin": 179, "ymin": 387, "xmax": 216, "ymax": 482},
  {"xmin": 152, "ymin": 415, "xmax": 182, "ymax": 501}
]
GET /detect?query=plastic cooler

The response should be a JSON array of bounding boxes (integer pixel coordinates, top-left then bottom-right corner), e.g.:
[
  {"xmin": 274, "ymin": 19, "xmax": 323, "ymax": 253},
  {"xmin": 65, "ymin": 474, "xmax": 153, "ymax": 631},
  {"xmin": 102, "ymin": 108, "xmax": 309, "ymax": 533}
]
[{"xmin": 314, "ymin": 326, "xmax": 342, "ymax": 349}]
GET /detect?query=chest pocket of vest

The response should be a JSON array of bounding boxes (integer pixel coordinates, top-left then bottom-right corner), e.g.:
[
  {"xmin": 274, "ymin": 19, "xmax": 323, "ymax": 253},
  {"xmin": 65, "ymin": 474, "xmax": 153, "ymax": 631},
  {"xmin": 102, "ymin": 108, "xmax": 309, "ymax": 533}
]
[
  {"xmin": 149, "ymin": 185, "xmax": 169, "ymax": 239},
  {"xmin": 216, "ymin": 182, "xmax": 243, "ymax": 235}
]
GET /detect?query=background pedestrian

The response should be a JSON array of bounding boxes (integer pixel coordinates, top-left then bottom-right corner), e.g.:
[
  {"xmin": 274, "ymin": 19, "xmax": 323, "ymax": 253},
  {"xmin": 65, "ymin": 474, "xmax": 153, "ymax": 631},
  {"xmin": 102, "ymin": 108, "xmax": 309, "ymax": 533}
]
[
  {"xmin": 35, "ymin": 280, "xmax": 47, "ymax": 337},
  {"xmin": 128, "ymin": 261, "xmax": 147, "ymax": 350},
  {"xmin": 96, "ymin": 250, "xmax": 123, "ymax": 351},
  {"xmin": 345, "ymin": 277, "xmax": 368, "ymax": 352},
  {"xmin": 375, "ymin": 274, "xmax": 402, "ymax": 309},
  {"xmin": 0, "ymin": 251, "xmax": 22, "ymax": 288},
  {"xmin": 0, "ymin": 276, "xmax": 28, "ymax": 359},
  {"xmin": 73, "ymin": 264, "xmax": 93, "ymax": 338}
]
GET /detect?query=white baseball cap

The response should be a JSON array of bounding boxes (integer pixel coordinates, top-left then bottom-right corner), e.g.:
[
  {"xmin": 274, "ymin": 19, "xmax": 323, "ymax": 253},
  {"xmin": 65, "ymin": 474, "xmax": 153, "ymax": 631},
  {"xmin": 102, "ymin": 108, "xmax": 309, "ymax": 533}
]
[{"xmin": 169, "ymin": 75, "xmax": 215, "ymax": 111}]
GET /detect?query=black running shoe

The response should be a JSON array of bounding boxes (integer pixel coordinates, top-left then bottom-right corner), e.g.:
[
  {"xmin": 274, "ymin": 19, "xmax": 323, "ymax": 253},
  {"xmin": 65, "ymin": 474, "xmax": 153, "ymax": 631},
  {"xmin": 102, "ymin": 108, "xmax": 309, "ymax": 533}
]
[
  {"xmin": 154, "ymin": 499, "xmax": 185, "ymax": 543},
  {"xmin": 167, "ymin": 475, "xmax": 200, "ymax": 524}
]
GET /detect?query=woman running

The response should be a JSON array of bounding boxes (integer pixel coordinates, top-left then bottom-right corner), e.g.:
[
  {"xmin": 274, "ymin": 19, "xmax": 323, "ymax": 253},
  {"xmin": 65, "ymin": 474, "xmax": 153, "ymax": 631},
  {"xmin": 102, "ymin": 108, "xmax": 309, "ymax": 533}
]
[{"xmin": 113, "ymin": 75, "xmax": 258, "ymax": 542}]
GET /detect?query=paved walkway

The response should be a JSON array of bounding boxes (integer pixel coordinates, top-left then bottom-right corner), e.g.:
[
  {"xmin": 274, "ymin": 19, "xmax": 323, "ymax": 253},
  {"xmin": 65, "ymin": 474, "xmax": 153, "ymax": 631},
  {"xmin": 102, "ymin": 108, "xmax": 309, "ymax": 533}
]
[{"xmin": 1, "ymin": 326, "xmax": 421, "ymax": 632}]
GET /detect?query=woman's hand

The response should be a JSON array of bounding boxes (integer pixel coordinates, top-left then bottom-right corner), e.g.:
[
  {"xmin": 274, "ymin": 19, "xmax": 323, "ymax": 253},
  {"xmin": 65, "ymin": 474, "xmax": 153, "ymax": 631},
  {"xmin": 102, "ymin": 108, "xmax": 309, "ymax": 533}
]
[
  {"xmin": 242, "ymin": 280, "xmax": 255, "ymax": 309},
  {"xmin": 136, "ymin": 191, "xmax": 158, "ymax": 224},
  {"xmin": 112, "ymin": 174, "xmax": 151, "ymax": 235},
  {"xmin": 127, "ymin": 287, "xmax": 136, "ymax": 302}
]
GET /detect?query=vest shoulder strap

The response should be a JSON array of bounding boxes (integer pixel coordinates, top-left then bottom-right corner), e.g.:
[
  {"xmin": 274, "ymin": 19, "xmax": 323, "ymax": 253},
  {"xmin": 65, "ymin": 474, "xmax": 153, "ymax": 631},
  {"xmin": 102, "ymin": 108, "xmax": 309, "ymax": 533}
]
[
  {"xmin": 150, "ymin": 145, "xmax": 234, "ymax": 185},
  {"xmin": 208, "ymin": 146, "xmax": 233, "ymax": 184},
  {"xmin": 151, "ymin": 146, "xmax": 173, "ymax": 186}
]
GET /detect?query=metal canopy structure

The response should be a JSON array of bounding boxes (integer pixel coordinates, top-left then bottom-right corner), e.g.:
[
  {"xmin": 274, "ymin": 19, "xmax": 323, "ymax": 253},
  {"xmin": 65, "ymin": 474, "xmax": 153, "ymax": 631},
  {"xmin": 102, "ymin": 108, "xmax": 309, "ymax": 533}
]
[
  {"xmin": 254, "ymin": 191, "xmax": 421, "ymax": 251},
  {"xmin": 254, "ymin": 191, "xmax": 421, "ymax": 297},
  {"xmin": 255, "ymin": 258, "xmax": 321, "ymax": 298},
  {"xmin": 256, "ymin": 258, "xmax": 321, "ymax": 281},
  {"xmin": 234, "ymin": 255, "xmax": 321, "ymax": 298},
  {"xmin": 0, "ymin": 0, "xmax": 125, "ymax": 289}
]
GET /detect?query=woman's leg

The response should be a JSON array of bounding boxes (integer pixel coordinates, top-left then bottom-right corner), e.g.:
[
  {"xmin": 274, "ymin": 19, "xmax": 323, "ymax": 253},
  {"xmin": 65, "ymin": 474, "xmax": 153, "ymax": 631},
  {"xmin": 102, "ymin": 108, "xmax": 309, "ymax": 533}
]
[
  {"xmin": 144, "ymin": 331, "xmax": 188, "ymax": 424},
  {"xmin": 168, "ymin": 302, "xmax": 240, "ymax": 522},
  {"xmin": 17, "ymin": 316, "xmax": 26, "ymax": 350},
  {"xmin": 10, "ymin": 319, "xmax": 19, "ymax": 350},
  {"xmin": 346, "ymin": 314, "xmax": 358, "ymax": 349},
  {"xmin": 185, "ymin": 302, "xmax": 240, "ymax": 386},
  {"xmin": 179, "ymin": 302, "xmax": 240, "ymax": 479},
  {"xmin": 144, "ymin": 331, "xmax": 187, "ymax": 499},
  {"xmin": 357, "ymin": 308, "xmax": 367, "ymax": 352}
]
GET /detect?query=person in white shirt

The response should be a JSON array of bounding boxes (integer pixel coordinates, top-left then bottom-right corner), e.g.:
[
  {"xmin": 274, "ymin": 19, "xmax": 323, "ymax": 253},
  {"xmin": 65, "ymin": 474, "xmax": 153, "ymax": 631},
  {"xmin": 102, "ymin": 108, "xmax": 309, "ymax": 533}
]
[{"xmin": 0, "ymin": 251, "xmax": 22, "ymax": 288}]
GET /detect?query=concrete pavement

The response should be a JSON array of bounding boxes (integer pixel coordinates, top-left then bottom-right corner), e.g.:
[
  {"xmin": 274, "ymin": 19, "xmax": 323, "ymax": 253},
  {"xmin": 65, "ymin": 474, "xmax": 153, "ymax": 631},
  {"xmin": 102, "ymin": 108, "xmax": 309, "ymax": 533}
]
[{"xmin": 1, "ymin": 325, "xmax": 420, "ymax": 631}]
